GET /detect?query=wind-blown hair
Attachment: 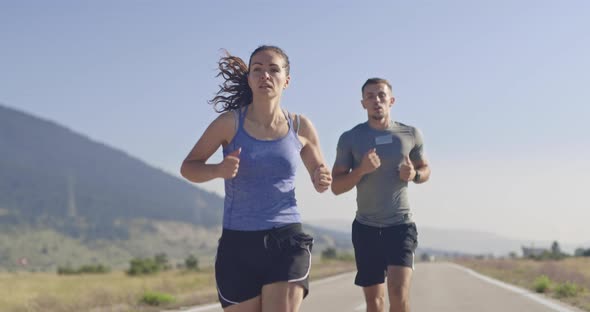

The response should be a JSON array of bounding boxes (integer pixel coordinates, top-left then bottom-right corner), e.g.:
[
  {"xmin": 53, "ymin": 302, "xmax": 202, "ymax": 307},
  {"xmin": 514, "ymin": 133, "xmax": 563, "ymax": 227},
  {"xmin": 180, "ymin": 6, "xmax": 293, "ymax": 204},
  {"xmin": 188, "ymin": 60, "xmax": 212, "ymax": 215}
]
[{"xmin": 209, "ymin": 45, "xmax": 290, "ymax": 112}]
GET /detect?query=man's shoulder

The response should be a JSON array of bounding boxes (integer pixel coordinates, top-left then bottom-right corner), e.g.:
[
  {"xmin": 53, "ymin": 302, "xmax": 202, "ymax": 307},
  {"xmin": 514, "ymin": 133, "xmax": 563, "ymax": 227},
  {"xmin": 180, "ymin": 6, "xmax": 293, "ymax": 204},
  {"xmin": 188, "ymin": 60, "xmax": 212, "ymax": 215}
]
[
  {"xmin": 393, "ymin": 121, "xmax": 422, "ymax": 134},
  {"xmin": 348, "ymin": 122, "xmax": 369, "ymax": 133},
  {"xmin": 392, "ymin": 121, "xmax": 426, "ymax": 145},
  {"xmin": 339, "ymin": 122, "xmax": 367, "ymax": 137},
  {"xmin": 335, "ymin": 123, "xmax": 366, "ymax": 146},
  {"xmin": 393, "ymin": 121, "xmax": 415, "ymax": 129}
]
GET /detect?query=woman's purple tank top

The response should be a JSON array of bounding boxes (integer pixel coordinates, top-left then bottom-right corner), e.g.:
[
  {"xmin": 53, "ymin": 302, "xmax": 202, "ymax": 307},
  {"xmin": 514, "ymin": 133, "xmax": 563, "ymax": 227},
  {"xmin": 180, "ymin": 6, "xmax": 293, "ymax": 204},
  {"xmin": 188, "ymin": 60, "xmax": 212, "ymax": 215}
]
[{"xmin": 222, "ymin": 106, "xmax": 303, "ymax": 230}]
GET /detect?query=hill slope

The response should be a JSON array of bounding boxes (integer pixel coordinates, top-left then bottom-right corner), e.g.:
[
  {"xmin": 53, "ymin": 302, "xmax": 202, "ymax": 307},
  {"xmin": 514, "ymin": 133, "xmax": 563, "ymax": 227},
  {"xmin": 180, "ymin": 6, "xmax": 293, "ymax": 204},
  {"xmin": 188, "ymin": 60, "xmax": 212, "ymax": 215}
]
[{"xmin": 0, "ymin": 104, "xmax": 223, "ymax": 238}]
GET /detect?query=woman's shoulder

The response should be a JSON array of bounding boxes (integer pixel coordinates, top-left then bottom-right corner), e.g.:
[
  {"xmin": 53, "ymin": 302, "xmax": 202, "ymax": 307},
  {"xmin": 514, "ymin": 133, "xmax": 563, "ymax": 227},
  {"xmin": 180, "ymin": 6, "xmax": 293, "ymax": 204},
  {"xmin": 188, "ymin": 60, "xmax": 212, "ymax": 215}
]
[
  {"xmin": 288, "ymin": 112, "xmax": 314, "ymax": 134},
  {"xmin": 213, "ymin": 110, "xmax": 237, "ymax": 125},
  {"xmin": 205, "ymin": 110, "xmax": 239, "ymax": 141}
]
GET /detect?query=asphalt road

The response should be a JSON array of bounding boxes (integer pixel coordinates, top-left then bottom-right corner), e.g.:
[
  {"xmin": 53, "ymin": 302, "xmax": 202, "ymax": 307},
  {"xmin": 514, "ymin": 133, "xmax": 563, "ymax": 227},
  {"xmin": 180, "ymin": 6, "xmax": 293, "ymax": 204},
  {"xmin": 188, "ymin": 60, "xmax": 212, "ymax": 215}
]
[{"xmin": 166, "ymin": 262, "xmax": 584, "ymax": 312}]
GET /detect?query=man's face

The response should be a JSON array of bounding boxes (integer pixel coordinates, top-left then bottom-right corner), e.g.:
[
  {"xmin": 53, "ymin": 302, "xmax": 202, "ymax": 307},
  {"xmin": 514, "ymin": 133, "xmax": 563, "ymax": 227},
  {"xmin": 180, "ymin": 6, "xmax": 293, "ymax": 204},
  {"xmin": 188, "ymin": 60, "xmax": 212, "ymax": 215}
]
[{"xmin": 361, "ymin": 83, "xmax": 395, "ymax": 120}]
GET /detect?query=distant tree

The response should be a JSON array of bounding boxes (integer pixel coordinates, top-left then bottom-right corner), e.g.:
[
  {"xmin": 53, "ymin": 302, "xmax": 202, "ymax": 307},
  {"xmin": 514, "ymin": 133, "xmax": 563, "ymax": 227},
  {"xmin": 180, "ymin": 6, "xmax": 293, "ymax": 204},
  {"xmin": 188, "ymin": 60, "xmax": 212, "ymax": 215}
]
[
  {"xmin": 127, "ymin": 258, "xmax": 160, "ymax": 276},
  {"xmin": 154, "ymin": 253, "xmax": 170, "ymax": 270},
  {"xmin": 154, "ymin": 253, "xmax": 168, "ymax": 265},
  {"xmin": 79, "ymin": 264, "xmax": 110, "ymax": 274},
  {"xmin": 185, "ymin": 254, "xmax": 199, "ymax": 271},
  {"xmin": 508, "ymin": 252, "xmax": 518, "ymax": 259},
  {"xmin": 57, "ymin": 265, "xmax": 77, "ymax": 275},
  {"xmin": 57, "ymin": 264, "xmax": 109, "ymax": 275},
  {"xmin": 321, "ymin": 247, "xmax": 337, "ymax": 260},
  {"xmin": 551, "ymin": 241, "xmax": 561, "ymax": 255}
]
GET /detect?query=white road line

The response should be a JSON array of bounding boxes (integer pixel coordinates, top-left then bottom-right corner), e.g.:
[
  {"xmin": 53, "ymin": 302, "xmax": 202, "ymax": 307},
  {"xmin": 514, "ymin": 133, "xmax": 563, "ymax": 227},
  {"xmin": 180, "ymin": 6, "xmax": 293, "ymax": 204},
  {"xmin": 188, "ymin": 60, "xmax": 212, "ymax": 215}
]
[{"xmin": 449, "ymin": 263, "xmax": 579, "ymax": 312}]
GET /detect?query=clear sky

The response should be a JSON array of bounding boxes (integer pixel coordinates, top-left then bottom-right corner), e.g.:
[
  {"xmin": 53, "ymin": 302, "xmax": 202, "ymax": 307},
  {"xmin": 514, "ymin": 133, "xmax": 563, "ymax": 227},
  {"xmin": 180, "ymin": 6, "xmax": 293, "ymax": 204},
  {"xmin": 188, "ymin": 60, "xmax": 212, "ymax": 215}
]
[{"xmin": 1, "ymin": 1, "xmax": 589, "ymax": 245}]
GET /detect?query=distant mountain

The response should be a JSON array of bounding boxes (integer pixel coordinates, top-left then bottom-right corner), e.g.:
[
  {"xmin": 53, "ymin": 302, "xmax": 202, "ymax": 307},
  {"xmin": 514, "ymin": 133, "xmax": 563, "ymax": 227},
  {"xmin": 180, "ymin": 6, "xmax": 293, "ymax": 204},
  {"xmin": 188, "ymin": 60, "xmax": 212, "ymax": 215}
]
[
  {"xmin": 417, "ymin": 227, "xmax": 534, "ymax": 256},
  {"xmin": 417, "ymin": 227, "xmax": 582, "ymax": 256},
  {"xmin": 0, "ymin": 103, "xmax": 223, "ymax": 239}
]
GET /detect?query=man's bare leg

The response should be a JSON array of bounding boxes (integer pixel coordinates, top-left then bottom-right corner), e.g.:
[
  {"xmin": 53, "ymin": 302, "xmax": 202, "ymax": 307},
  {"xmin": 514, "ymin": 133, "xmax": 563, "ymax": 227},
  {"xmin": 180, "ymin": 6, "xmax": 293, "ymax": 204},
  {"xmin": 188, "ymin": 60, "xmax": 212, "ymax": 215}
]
[
  {"xmin": 386, "ymin": 265, "xmax": 413, "ymax": 312},
  {"xmin": 363, "ymin": 283, "xmax": 386, "ymax": 312}
]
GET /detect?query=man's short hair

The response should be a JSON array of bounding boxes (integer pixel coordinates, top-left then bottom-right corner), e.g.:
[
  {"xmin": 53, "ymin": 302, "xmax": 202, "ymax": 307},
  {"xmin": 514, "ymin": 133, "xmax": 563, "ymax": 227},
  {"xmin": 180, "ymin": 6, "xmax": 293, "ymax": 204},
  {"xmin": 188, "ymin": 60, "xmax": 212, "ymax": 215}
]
[{"xmin": 361, "ymin": 78, "xmax": 392, "ymax": 95}]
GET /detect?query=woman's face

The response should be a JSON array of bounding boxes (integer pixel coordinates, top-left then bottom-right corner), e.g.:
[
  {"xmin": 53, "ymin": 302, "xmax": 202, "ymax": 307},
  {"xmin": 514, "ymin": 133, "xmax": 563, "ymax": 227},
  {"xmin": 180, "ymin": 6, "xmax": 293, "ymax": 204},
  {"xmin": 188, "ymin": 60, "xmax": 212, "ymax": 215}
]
[{"xmin": 248, "ymin": 50, "xmax": 290, "ymax": 99}]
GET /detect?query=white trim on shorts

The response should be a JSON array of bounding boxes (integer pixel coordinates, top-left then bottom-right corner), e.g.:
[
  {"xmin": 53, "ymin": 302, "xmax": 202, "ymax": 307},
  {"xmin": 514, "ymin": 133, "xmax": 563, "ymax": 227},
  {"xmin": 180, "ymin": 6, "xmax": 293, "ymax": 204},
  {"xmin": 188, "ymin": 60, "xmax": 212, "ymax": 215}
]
[
  {"xmin": 217, "ymin": 287, "xmax": 240, "ymax": 305},
  {"xmin": 217, "ymin": 244, "xmax": 311, "ymax": 304},
  {"xmin": 288, "ymin": 245, "xmax": 312, "ymax": 282}
]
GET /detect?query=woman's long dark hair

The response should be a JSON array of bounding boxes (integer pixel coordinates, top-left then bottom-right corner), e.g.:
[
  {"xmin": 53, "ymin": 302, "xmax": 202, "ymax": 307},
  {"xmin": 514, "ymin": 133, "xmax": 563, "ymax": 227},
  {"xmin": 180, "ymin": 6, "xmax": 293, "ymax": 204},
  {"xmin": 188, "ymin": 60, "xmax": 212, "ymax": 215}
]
[{"xmin": 209, "ymin": 45, "xmax": 290, "ymax": 113}]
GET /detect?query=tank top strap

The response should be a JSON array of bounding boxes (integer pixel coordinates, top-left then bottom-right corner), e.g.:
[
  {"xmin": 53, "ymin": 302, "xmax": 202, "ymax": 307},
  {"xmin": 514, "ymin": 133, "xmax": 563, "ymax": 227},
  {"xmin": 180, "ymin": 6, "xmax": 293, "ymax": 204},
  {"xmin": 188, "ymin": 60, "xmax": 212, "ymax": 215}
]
[
  {"xmin": 232, "ymin": 105, "xmax": 249, "ymax": 134},
  {"xmin": 240, "ymin": 106, "xmax": 248, "ymax": 127},
  {"xmin": 232, "ymin": 109, "xmax": 240, "ymax": 133},
  {"xmin": 282, "ymin": 109, "xmax": 294, "ymax": 133}
]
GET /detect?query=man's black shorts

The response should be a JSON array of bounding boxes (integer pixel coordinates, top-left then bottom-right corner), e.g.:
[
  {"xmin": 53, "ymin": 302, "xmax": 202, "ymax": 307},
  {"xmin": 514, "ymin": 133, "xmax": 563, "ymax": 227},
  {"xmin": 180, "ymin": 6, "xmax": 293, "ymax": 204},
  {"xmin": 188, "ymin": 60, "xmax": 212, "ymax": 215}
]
[
  {"xmin": 352, "ymin": 220, "xmax": 418, "ymax": 287},
  {"xmin": 215, "ymin": 223, "xmax": 313, "ymax": 308}
]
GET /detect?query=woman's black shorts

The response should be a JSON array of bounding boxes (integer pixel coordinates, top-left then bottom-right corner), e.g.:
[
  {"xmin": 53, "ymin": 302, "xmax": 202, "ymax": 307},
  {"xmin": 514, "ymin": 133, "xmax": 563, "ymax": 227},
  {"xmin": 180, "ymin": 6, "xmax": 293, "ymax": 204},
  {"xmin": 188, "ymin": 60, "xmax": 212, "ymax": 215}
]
[{"xmin": 215, "ymin": 223, "xmax": 314, "ymax": 308}]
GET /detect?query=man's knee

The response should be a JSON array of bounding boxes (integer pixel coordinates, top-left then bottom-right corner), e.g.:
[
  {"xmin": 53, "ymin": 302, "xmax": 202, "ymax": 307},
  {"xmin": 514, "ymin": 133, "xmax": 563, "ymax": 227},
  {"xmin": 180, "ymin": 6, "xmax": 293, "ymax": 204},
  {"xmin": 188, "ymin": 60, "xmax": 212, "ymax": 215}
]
[
  {"xmin": 363, "ymin": 284, "xmax": 386, "ymax": 311},
  {"xmin": 366, "ymin": 295, "xmax": 385, "ymax": 311},
  {"xmin": 386, "ymin": 265, "xmax": 412, "ymax": 299},
  {"xmin": 387, "ymin": 280, "xmax": 410, "ymax": 299}
]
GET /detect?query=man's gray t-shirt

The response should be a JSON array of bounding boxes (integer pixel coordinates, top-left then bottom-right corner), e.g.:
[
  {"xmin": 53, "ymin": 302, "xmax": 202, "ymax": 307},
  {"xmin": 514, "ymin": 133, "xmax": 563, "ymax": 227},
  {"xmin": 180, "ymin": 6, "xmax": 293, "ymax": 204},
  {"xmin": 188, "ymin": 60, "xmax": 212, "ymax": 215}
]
[{"xmin": 334, "ymin": 121, "xmax": 425, "ymax": 227}]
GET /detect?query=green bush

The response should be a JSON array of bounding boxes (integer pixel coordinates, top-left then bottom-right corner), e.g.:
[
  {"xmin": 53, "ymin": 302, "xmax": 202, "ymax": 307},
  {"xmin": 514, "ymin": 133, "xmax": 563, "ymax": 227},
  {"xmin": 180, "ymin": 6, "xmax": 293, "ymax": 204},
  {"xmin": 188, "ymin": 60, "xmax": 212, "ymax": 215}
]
[
  {"xmin": 185, "ymin": 254, "xmax": 199, "ymax": 270},
  {"xmin": 154, "ymin": 252, "xmax": 171, "ymax": 270},
  {"xmin": 554, "ymin": 282, "xmax": 579, "ymax": 298},
  {"xmin": 78, "ymin": 264, "xmax": 110, "ymax": 274},
  {"xmin": 57, "ymin": 264, "xmax": 110, "ymax": 275},
  {"xmin": 321, "ymin": 248, "xmax": 355, "ymax": 261},
  {"xmin": 533, "ymin": 275, "xmax": 551, "ymax": 293},
  {"xmin": 127, "ymin": 258, "xmax": 160, "ymax": 276},
  {"xmin": 140, "ymin": 291, "xmax": 175, "ymax": 306},
  {"xmin": 321, "ymin": 248, "xmax": 337, "ymax": 260},
  {"xmin": 57, "ymin": 266, "xmax": 77, "ymax": 275}
]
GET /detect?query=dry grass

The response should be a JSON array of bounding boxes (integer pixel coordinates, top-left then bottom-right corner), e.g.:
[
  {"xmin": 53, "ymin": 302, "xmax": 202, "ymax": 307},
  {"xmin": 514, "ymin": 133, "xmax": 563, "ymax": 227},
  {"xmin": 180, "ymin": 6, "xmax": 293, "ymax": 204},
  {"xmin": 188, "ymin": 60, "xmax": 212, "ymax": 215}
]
[
  {"xmin": 0, "ymin": 259, "xmax": 355, "ymax": 312},
  {"xmin": 0, "ymin": 268, "xmax": 215, "ymax": 312},
  {"xmin": 455, "ymin": 257, "xmax": 590, "ymax": 311},
  {"xmin": 310, "ymin": 259, "xmax": 356, "ymax": 280}
]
